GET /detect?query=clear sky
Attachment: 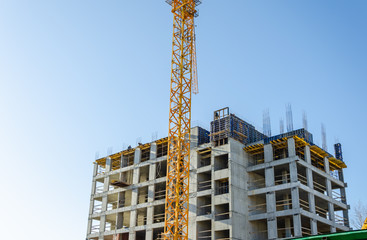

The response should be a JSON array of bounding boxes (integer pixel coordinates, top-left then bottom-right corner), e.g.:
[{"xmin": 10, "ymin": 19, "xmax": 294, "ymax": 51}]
[{"xmin": 1, "ymin": 0, "xmax": 366, "ymax": 239}]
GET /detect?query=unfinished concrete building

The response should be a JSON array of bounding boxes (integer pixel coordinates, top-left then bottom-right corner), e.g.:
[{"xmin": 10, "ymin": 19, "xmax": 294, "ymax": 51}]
[{"xmin": 86, "ymin": 108, "xmax": 349, "ymax": 240}]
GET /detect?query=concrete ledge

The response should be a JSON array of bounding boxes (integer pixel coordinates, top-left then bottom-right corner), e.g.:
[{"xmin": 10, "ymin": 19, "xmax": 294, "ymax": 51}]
[
  {"xmin": 247, "ymin": 156, "xmax": 298, "ymax": 172},
  {"xmin": 197, "ymin": 165, "xmax": 211, "ymax": 173},
  {"xmin": 213, "ymin": 168, "xmax": 229, "ymax": 180},
  {"xmin": 300, "ymin": 209, "xmax": 349, "ymax": 231},
  {"xmin": 298, "ymin": 184, "xmax": 348, "ymax": 210},
  {"xmin": 91, "ymin": 199, "xmax": 165, "ymax": 218},
  {"xmin": 213, "ymin": 219, "xmax": 231, "ymax": 231},
  {"xmin": 249, "ymin": 208, "xmax": 301, "ymax": 221},
  {"xmin": 196, "ymin": 189, "xmax": 212, "ymax": 197},
  {"xmin": 248, "ymin": 182, "xmax": 300, "ymax": 196},
  {"xmin": 297, "ymin": 160, "xmax": 345, "ymax": 187},
  {"xmin": 196, "ymin": 214, "xmax": 213, "ymax": 221},
  {"xmin": 93, "ymin": 157, "xmax": 168, "ymax": 180},
  {"xmin": 213, "ymin": 193, "xmax": 230, "ymax": 205},
  {"xmin": 93, "ymin": 178, "xmax": 166, "ymax": 198}
]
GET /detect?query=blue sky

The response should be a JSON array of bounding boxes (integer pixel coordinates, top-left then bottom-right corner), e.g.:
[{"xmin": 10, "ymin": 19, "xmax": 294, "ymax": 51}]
[{"xmin": 0, "ymin": 1, "xmax": 366, "ymax": 239}]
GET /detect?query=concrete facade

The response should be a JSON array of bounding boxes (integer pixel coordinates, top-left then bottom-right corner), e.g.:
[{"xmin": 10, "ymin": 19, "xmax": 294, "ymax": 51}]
[{"xmin": 86, "ymin": 126, "xmax": 349, "ymax": 240}]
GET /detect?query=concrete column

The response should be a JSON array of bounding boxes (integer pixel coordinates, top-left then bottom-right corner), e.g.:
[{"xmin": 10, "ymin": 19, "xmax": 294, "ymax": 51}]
[
  {"xmin": 305, "ymin": 145, "xmax": 317, "ymax": 234},
  {"xmin": 146, "ymin": 229, "xmax": 153, "ymax": 240},
  {"xmin": 264, "ymin": 144, "xmax": 274, "ymax": 188},
  {"xmin": 116, "ymin": 212, "xmax": 123, "ymax": 230},
  {"xmin": 134, "ymin": 148, "xmax": 141, "ymax": 164},
  {"xmin": 129, "ymin": 152, "xmax": 140, "ymax": 234},
  {"xmin": 305, "ymin": 145, "xmax": 312, "ymax": 164},
  {"xmin": 87, "ymin": 164, "xmax": 98, "ymax": 235},
  {"xmin": 289, "ymin": 160, "xmax": 302, "ymax": 237},
  {"xmin": 288, "ymin": 138, "xmax": 296, "ymax": 157},
  {"xmin": 290, "ymin": 161, "xmax": 298, "ymax": 183},
  {"xmin": 129, "ymin": 231, "xmax": 136, "ymax": 240},
  {"xmin": 148, "ymin": 164, "xmax": 156, "ymax": 202},
  {"xmin": 106, "ymin": 157, "xmax": 112, "ymax": 172},
  {"xmin": 311, "ymin": 219, "xmax": 318, "ymax": 235},
  {"xmin": 190, "ymin": 126, "xmax": 199, "ymax": 149},
  {"xmin": 99, "ymin": 214, "xmax": 106, "ymax": 234},
  {"xmin": 328, "ymin": 202, "xmax": 336, "ymax": 232},
  {"xmin": 146, "ymin": 206, "xmax": 154, "ymax": 226},
  {"xmin": 265, "ymin": 166, "xmax": 275, "ymax": 187},
  {"xmin": 150, "ymin": 143, "xmax": 157, "ymax": 160},
  {"xmin": 264, "ymin": 144, "xmax": 273, "ymax": 163},
  {"xmin": 293, "ymin": 212, "xmax": 302, "ymax": 237},
  {"xmin": 325, "ymin": 158, "xmax": 336, "ymax": 232},
  {"xmin": 146, "ymin": 155, "xmax": 155, "ymax": 227},
  {"xmin": 338, "ymin": 169, "xmax": 350, "ymax": 228},
  {"xmin": 282, "ymin": 169, "xmax": 292, "ymax": 237},
  {"xmin": 267, "ymin": 217, "xmax": 278, "ymax": 240},
  {"xmin": 99, "ymin": 158, "xmax": 112, "ymax": 235},
  {"xmin": 324, "ymin": 157, "xmax": 330, "ymax": 174},
  {"xmin": 129, "ymin": 208, "xmax": 137, "ymax": 232},
  {"xmin": 264, "ymin": 143, "xmax": 277, "ymax": 239},
  {"xmin": 266, "ymin": 192, "xmax": 278, "ymax": 239}
]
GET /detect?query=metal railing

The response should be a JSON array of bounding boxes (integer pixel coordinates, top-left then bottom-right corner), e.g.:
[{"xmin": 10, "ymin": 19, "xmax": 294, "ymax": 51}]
[
  {"xmin": 248, "ymin": 202, "xmax": 266, "ymax": 215},
  {"xmin": 96, "ymin": 185, "xmax": 104, "ymax": 194},
  {"xmin": 198, "ymin": 179, "xmax": 212, "ymax": 191},
  {"xmin": 215, "ymin": 184, "xmax": 229, "ymax": 195},
  {"xmin": 154, "ymin": 189, "xmax": 166, "ymax": 201},
  {"xmin": 198, "ymin": 204, "xmax": 211, "ymax": 216},
  {"xmin": 153, "ymin": 213, "xmax": 165, "ymax": 223},
  {"xmin": 91, "ymin": 225, "xmax": 100, "ymax": 234},
  {"xmin": 248, "ymin": 178, "xmax": 265, "ymax": 190},
  {"xmin": 215, "ymin": 211, "xmax": 230, "ymax": 221}
]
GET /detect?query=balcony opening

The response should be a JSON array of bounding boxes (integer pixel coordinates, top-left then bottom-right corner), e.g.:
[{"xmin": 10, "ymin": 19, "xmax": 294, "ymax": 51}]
[
  {"xmin": 93, "ymin": 200, "xmax": 102, "ymax": 214},
  {"xmin": 157, "ymin": 141, "xmax": 168, "ymax": 158},
  {"xmin": 136, "ymin": 230, "xmax": 146, "ymax": 239},
  {"xmin": 214, "ymin": 154, "xmax": 229, "ymax": 171},
  {"xmin": 277, "ymin": 216, "xmax": 294, "ymax": 238},
  {"xmin": 154, "ymin": 182, "xmax": 166, "ymax": 201},
  {"xmin": 248, "ymin": 194, "xmax": 266, "ymax": 215},
  {"xmin": 197, "ymin": 220, "xmax": 211, "ymax": 240},
  {"xmin": 274, "ymin": 146, "xmax": 288, "ymax": 160},
  {"xmin": 139, "ymin": 165, "xmax": 150, "ymax": 183},
  {"xmin": 141, "ymin": 147, "xmax": 150, "ymax": 162},
  {"xmin": 107, "ymin": 194, "xmax": 119, "ymax": 211},
  {"xmin": 198, "ymin": 171, "xmax": 212, "ymax": 192},
  {"xmin": 156, "ymin": 160, "xmax": 167, "ymax": 179},
  {"xmin": 138, "ymin": 186, "xmax": 148, "ymax": 204},
  {"xmin": 136, "ymin": 207, "xmax": 147, "ymax": 226},
  {"xmin": 197, "ymin": 196, "xmax": 211, "ymax": 216},
  {"xmin": 118, "ymin": 190, "xmax": 132, "ymax": 207},
  {"xmin": 215, "ymin": 229, "xmax": 230, "ymax": 240},
  {"xmin": 153, "ymin": 204, "xmax": 165, "ymax": 223},
  {"xmin": 197, "ymin": 147, "xmax": 211, "ymax": 168},
  {"xmin": 215, "ymin": 203, "xmax": 230, "ymax": 221},
  {"xmin": 215, "ymin": 178, "xmax": 229, "ymax": 195},
  {"xmin": 153, "ymin": 227, "xmax": 164, "ymax": 240},
  {"xmin": 96, "ymin": 181, "xmax": 104, "ymax": 194},
  {"xmin": 91, "ymin": 219, "xmax": 100, "ymax": 234},
  {"xmin": 122, "ymin": 151, "xmax": 135, "ymax": 167}
]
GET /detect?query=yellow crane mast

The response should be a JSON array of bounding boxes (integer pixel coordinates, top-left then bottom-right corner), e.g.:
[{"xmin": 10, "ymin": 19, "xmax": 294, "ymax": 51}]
[{"xmin": 164, "ymin": 0, "xmax": 201, "ymax": 239}]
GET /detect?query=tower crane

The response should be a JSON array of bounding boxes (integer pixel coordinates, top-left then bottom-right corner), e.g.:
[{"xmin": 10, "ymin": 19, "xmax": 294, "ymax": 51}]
[{"xmin": 164, "ymin": 0, "xmax": 201, "ymax": 239}]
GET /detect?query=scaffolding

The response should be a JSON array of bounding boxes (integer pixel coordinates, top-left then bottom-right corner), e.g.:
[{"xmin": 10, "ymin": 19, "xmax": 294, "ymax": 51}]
[{"xmin": 211, "ymin": 108, "xmax": 265, "ymax": 146}]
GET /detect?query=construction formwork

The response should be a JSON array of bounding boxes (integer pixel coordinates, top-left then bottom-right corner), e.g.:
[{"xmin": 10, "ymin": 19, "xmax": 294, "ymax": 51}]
[{"xmin": 210, "ymin": 107, "xmax": 266, "ymax": 146}]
